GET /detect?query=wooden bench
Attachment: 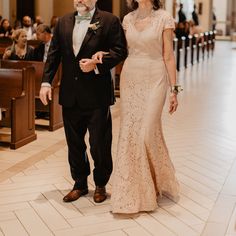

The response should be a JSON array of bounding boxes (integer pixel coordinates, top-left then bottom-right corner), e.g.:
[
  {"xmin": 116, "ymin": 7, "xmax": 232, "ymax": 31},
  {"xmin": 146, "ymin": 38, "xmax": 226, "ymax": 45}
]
[
  {"xmin": 0, "ymin": 67, "xmax": 37, "ymax": 149},
  {"xmin": 0, "ymin": 60, "xmax": 63, "ymax": 131}
]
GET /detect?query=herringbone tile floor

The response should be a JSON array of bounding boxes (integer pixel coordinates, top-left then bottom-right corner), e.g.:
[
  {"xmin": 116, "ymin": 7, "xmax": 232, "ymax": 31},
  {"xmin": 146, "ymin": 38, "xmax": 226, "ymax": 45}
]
[{"xmin": 0, "ymin": 41, "xmax": 236, "ymax": 236}]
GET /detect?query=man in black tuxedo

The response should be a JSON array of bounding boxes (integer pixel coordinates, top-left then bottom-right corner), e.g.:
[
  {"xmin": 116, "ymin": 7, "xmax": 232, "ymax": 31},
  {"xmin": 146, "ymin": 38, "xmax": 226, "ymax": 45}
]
[
  {"xmin": 34, "ymin": 24, "xmax": 52, "ymax": 119},
  {"xmin": 39, "ymin": 0, "xmax": 127, "ymax": 203},
  {"xmin": 34, "ymin": 24, "xmax": 52, "ymax": 62}
]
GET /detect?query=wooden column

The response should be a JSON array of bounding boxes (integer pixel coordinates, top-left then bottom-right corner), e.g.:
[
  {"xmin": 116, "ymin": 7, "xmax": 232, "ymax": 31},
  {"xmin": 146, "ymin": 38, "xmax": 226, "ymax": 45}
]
[{"xmin": 97, "ymin": 0, "xmax": 112, "ymax": 13}]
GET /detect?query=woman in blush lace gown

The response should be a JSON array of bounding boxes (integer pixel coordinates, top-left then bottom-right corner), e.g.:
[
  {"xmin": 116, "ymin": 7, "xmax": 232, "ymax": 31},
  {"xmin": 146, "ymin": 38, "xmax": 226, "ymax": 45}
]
[
  {"xmin": 111, "ymin": 0, "xmax": 180, "ymax": 214},
  {"xmin": 93, "ymin": 0, "xmax": 180, "ymax": 214}
]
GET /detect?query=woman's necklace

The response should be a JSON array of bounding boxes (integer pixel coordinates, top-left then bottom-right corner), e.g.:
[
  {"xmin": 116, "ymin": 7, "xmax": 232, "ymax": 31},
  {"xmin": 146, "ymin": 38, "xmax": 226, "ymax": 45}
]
[{"xmin": 15, "ymin": 44, "xmax": 26, "ymax": 59}]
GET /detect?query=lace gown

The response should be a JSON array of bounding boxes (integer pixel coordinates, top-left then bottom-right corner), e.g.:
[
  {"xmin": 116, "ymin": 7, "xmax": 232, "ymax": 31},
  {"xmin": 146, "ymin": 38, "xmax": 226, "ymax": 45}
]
[{"xmin": 111, "ymin": 9, "xmax": 179, "ymax": 214}]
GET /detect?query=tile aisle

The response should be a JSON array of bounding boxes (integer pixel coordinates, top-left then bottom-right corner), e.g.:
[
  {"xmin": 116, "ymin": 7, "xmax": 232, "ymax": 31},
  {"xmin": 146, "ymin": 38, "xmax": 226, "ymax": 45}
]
[{"xmin": 0, "ymin": 41, "xmax": 236, "ymax": 236}]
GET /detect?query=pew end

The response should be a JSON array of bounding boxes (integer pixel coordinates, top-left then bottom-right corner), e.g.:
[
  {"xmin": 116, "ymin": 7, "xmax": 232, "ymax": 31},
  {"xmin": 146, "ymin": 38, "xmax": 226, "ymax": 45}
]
[{"xmin": 0, "ymin": 67, "xmax": 37, "ymax": 149}]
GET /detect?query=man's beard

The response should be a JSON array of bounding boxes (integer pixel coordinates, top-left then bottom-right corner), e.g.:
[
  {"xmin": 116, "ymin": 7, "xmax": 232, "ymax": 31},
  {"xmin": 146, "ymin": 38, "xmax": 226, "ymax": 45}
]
[{"xmin": 75, "ymin": 4, "xmax": 90, "ymax": 14}]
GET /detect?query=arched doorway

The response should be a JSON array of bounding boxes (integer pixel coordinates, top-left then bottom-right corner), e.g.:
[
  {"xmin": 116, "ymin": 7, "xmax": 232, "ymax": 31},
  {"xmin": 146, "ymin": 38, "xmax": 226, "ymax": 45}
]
[{"xmin": 17, "ymin": 0, "xmax": 35, "ymax": 20}]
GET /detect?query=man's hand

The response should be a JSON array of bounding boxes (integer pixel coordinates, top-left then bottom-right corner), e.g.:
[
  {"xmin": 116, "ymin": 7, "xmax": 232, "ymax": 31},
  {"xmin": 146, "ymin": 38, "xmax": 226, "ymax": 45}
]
[
  {"xmin": 79, "ymin": 58, "xmax": 98, "ymax": 73},
  {"xmin": 39, "ymin": 86, "xmax": 52, "ymax": 105}
]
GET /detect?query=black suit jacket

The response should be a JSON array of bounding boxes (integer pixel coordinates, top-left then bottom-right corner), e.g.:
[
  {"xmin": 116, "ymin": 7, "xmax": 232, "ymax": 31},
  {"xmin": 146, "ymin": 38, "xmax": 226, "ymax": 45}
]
[
  {"xmin": 34, "ymin": 42, "xmax": 45, "ymax": 61},
  {"xmin": 42, "ymin": 8, "xmax": 127, "ymax": 109}
]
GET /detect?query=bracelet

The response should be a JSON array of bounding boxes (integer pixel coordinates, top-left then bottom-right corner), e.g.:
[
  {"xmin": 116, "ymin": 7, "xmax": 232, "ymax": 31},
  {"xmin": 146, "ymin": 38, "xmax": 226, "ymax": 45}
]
[
  {"xmin": 41, "ymin": 85, "xmax": 51, "ymax": 88},
  {"xmin": 170, "ymin": 85, "xmax": 183, "ymax": 95}
]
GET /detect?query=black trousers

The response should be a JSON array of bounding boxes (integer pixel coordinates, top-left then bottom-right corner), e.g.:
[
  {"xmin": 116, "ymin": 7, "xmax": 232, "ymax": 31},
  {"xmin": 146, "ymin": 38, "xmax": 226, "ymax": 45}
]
[{"xmin": 62, "ymin": 105, "xmax": 113, "ymax": 189}]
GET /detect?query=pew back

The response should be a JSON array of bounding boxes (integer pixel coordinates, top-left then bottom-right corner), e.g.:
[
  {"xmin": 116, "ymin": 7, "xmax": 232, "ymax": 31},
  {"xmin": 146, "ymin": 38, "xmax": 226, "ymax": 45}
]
[
  {"xmin": 0, "ymin": 67, "xmax": 37, "ymax": 149},
  {"xmin": 0, "ymin": 60, "xmax": 63, "ymax": 131}
]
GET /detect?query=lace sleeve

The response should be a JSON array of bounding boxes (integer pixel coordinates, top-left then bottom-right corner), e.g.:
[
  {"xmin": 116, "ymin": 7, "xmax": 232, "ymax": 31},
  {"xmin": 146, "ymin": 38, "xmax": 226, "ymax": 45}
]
[
  {"xmin": 163, "ymin": 13, "xmax": 175, "ymax": 30},
  {"xmin": 122, "ymin": 15, "xmax": 129, "ymax": 31}
]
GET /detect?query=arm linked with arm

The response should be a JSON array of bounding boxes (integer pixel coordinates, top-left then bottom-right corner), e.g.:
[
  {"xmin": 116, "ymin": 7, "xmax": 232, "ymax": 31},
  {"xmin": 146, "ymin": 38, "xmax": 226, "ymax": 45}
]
[{"xmin": 96, "ymin": 16, "xmax": 128, "ymax": 74}]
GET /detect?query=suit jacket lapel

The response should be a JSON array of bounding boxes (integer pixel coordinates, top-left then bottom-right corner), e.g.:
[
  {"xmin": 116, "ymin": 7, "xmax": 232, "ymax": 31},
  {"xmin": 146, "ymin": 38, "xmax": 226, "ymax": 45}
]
[
  {"xmin": 68, "ymin": 12, "xmax": 77, "ymax": 57},
  {"xmin": 78, "ymin": 8, "xmax": 101, "ymax": 55}
]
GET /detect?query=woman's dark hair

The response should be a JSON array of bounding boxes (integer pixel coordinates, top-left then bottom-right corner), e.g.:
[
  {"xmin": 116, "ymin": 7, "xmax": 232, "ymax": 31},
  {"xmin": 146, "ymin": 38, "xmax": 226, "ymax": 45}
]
[
  {"xmin": 0, "ymin": 19, "xmax": 9, "ymax": 28},
  {"xmin": 127, "ymin": 0, "xmax": 162, "ymax": 11}
]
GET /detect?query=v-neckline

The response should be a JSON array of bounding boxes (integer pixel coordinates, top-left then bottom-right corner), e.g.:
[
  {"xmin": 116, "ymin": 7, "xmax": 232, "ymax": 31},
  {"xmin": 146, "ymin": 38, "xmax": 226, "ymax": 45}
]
[
  {"xmin": 131, "ymin": 10, "xmax": 156, "ymax": 33},
  {"xmin": 132, "ymin": 21, "xmax": 154, "ymax": 33}
]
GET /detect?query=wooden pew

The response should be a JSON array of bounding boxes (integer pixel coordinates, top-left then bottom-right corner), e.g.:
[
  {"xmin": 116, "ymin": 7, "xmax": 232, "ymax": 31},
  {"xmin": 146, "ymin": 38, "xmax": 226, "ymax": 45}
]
[
  {"xmin": 184, "ymin": 35, "xmax": 192, "ymax": 68},
  {"xmin": 191, "ymin": 34, "xmax": 198, "ymax": 65},
  {"xmin": 0, "ymin": 67, "xmax": 37, "ymax": 149},
  {"xmin": 0, "ymin": 60, "xmax": 63, "ymax": 131},
  {"xmin": 0, "ymin": 38, "xmax": 13, "ymax": 59},
  {"xmin": 173, "ymin": 38, "xmax": 178, "ymax": 65}
]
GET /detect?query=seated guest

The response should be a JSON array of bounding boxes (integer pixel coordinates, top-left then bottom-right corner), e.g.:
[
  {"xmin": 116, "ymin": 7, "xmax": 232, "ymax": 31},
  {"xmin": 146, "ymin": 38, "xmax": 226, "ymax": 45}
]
[
  {"xmin": 189, "ymin": 20, "xmax": 204, "ymax": 35},
  {"xmin": 34, "ymin": 24, "xmax": 52, "ymax": 62},
  {"xmin": 50, "ymin": 16, "xmax": 58, "ymax": 34},
  {"xmin": 13, "ymin": 19, "xmax": 22, "ymax": 30},
  {"xmin": 189, "ymin": 20, "xmax": 205, "ymax": 44},
  {"xmin": 2, "ymin": 29, "xmax": 34, "ymax": 60},
  {"xmin": 0, "ymin": 19, "xmax": 13, "ymax": 38},
  {"xmin": 33, "ymin": 15, "xmax": 44, "ymax": 30},
  {"xmin": 34, "ymin": 24, "xmax": 53, "ymax": 119},
  {"xmin": 21, "ymin": 15, "xmax": 36, "ymax": 40}
]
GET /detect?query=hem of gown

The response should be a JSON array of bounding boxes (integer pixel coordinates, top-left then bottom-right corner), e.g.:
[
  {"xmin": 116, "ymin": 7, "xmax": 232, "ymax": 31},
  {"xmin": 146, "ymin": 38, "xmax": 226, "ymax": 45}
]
[{"xmin": 111, "ymin": 205, "xmax": 158, "ymax": 214}]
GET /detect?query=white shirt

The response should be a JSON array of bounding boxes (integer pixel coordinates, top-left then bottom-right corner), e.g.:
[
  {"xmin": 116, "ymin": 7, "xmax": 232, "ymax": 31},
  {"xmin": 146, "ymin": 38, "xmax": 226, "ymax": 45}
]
[
  {"xmin": 73, "ymin": 8, "xmax": 95, "ymax": 56},
  {"xmin": 41, "ymin": 8, "xmax": 98, "ymax": 88},
  {"xmin": 43, "ymin": 40, "xmax": 51, "ymax": 62},
  {"xmin": 23, "ymin": 26, "xmax": 34, "ymax": 40}
]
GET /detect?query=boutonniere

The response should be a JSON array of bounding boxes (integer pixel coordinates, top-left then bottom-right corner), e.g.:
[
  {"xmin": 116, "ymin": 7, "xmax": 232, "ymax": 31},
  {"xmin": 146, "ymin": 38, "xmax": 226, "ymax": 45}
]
[{"xmin": 88, "ymin": 21, "xmax": 101, "ymax": 34}]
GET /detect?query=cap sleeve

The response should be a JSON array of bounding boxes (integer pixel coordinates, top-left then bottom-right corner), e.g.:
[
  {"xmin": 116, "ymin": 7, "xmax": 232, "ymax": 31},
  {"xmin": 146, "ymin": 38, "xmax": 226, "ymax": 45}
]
[
  {"xmin": 163, "ymin": 12, "xmax": 175, "ymax": 30},
  {"xmin": 122, "ymin": 14, "xmax": 129, "ymax": 31}
]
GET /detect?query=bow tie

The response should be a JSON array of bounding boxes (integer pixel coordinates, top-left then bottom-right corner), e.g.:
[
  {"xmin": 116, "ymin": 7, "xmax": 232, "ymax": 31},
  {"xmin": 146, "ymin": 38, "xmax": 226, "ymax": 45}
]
[{"xmin": 75, "ymin": 13, "xmax": 92, "ymax": 23}]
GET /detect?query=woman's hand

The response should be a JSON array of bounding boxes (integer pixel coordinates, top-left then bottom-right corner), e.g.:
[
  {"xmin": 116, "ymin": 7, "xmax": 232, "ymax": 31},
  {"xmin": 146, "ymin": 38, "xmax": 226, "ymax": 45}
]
[
  {"xmin": 92, "ymin": 51, "xmax": 109, "ymax": 64},
  {"xmin": 3, "ymin": 49, "xmax": 12, "ymax": 59},
  {"xmin": 169, "ymin": 93, "xmax": 178, "ymax": 114},
  {"xmin": 79, "ymin": 58, "xmax": 97, "ymax": 73}
]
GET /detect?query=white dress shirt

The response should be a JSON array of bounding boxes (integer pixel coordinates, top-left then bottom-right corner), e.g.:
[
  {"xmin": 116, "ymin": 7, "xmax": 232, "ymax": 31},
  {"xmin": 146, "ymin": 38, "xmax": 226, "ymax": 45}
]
[
  {"xmin": 43, "ymin": 40, "xmax": 51, "ymax": 62},
  {"xmin": 41, "ymin": 8, "xmax": 97, "ymax": 88},
  {"xmin": 73, "ymin": 8, "xmax": 95, "ymax": 56}
]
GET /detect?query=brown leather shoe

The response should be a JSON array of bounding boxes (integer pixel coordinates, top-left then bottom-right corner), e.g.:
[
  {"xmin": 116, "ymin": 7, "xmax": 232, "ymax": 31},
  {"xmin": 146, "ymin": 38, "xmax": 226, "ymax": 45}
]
[
  {"xmin": 93, "ymin": 186, "xmax": 107, "ymax": 203},
  {"xmin": 63, "ymin": 188, "xmax": 88, "ymax": 202}
]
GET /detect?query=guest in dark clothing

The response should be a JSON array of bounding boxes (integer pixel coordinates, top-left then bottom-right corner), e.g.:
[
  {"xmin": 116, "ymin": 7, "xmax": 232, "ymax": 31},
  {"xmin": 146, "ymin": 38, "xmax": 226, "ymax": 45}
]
[
  {"xmin": 2, "ymin": 29, "xmax": 34, "ymax": 60},
  {"xmin": 34, "ymin": 24, "xmax": 52, "ymax": 62},
  {"xmin": 178, "ymin": 3, "xmax": 186, "ymax": 23},
  {"xmin": 50, "ymin": 16, "xmax": 59, "ymax": 34},
  {"xmin": 21, "ymin": 15, "xmax": 36, "ymax": 40},
  {"xmin": 13, "ymin": 19, "xmax": 22, "ymax": 29},
  {"xmin": 192, "ymin": 4, "xmax": 199, "ymax": 26},
  {"xmin": 0, "ymin": 19, "xmax": 13, "ymax": 38},
  {"xmin": 34, "ymin": 24, "xmax": 53, "ymax": 119},
  {"xmin": 212, "ymin": 9, "xmax": 217, "ymax": 31}
]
